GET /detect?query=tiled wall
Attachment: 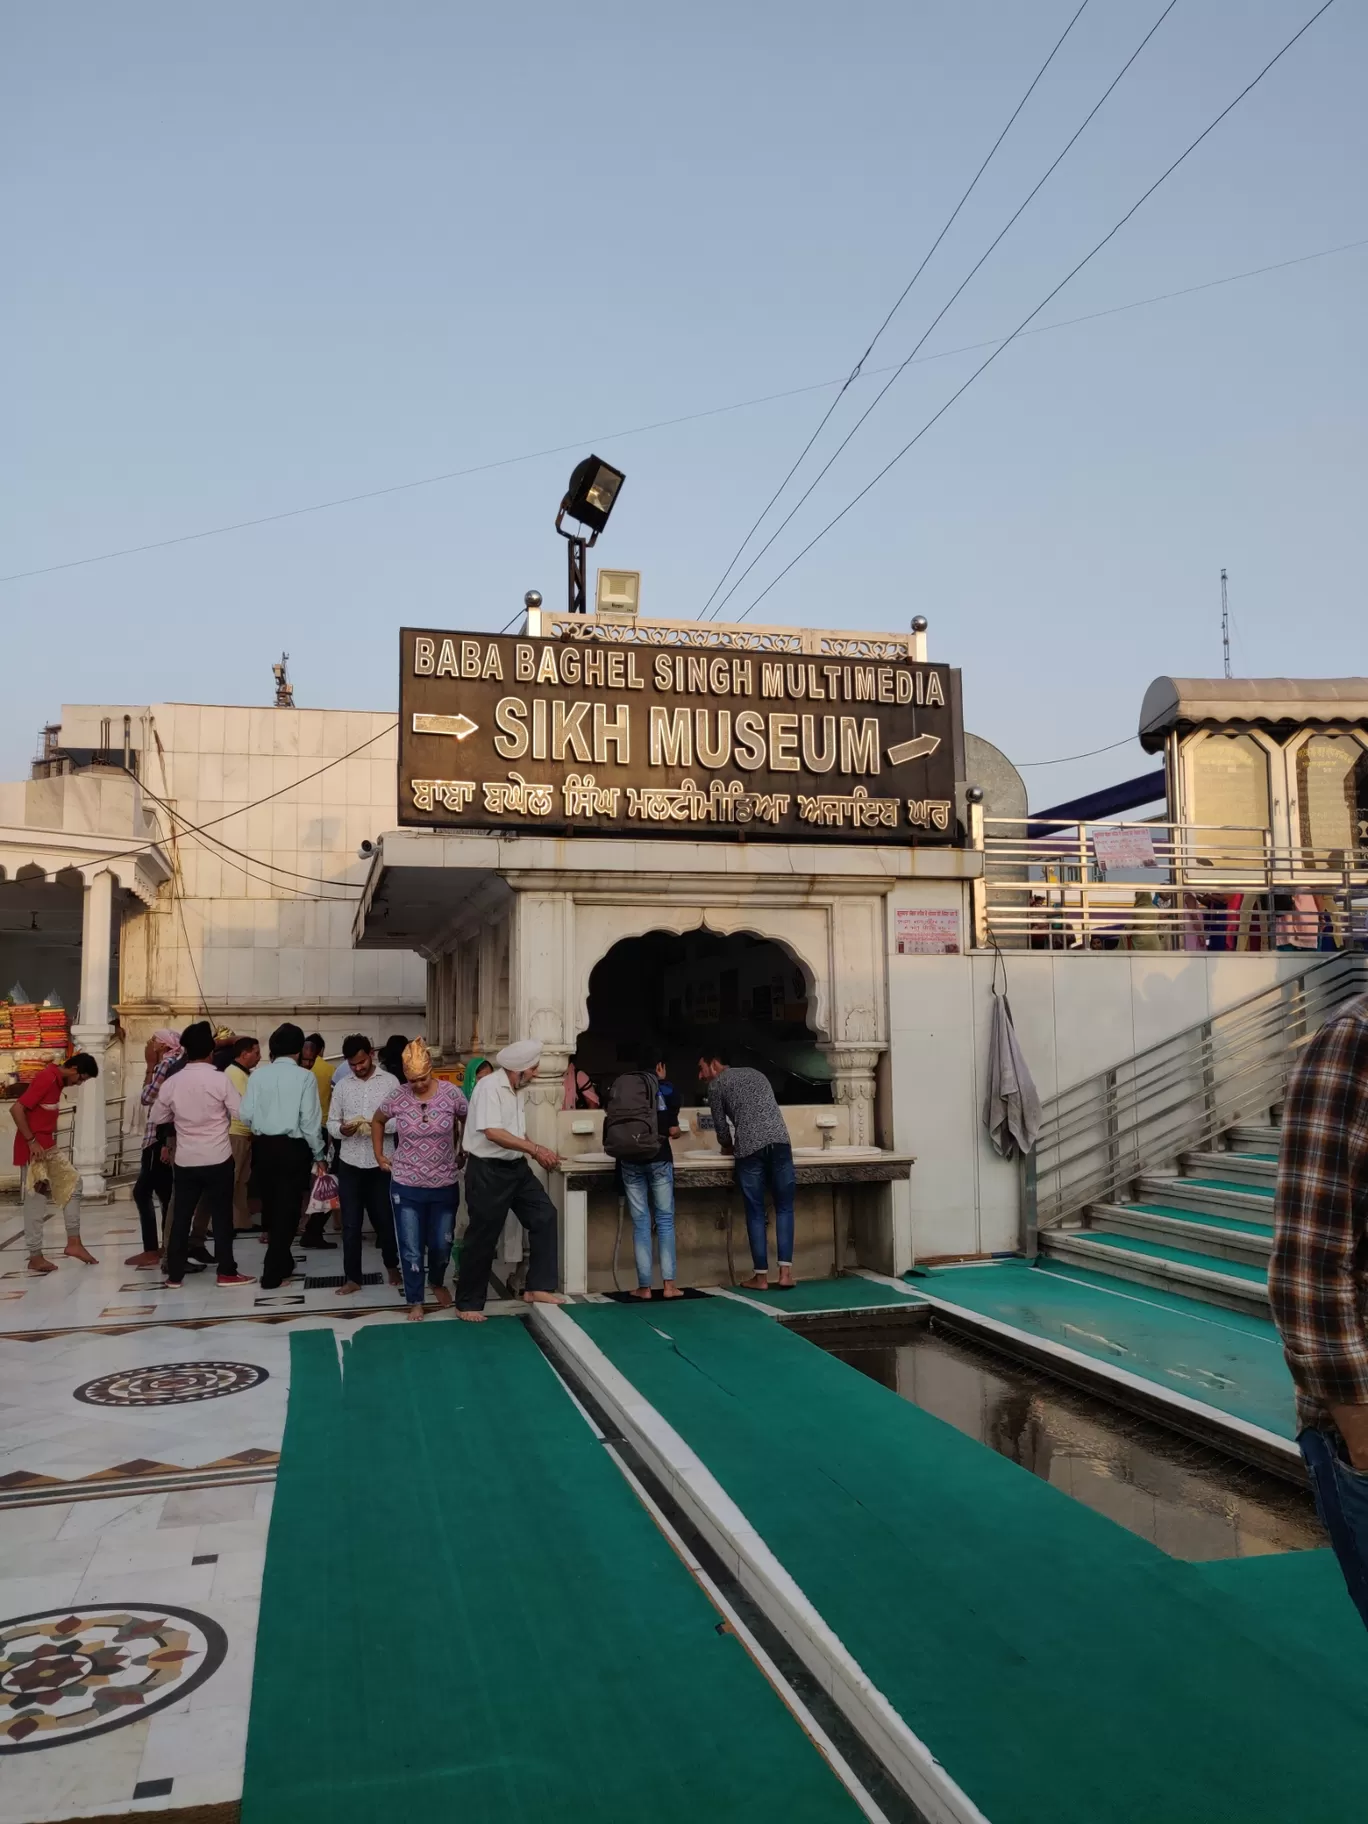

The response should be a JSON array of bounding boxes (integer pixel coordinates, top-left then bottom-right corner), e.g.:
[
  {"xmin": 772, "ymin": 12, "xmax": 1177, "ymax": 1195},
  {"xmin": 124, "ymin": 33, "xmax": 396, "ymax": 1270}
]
[{"xmin": 115, "ymin": 701, "xmax": 426, "ymax": 1028}]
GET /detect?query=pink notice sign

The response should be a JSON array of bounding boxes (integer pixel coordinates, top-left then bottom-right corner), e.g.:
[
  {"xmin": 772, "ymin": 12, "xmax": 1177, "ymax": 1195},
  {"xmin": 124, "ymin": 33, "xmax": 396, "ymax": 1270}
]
[{"xmin": 895, "ymin": 909, "xmax": 960, "ymax": 955}]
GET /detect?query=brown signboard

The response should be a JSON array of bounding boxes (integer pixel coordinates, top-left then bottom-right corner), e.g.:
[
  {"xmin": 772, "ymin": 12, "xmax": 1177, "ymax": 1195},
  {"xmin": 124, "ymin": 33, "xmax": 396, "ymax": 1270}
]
[{"xmin": 397, "ymin": 626, "xmax": 964, "ymax": 844}]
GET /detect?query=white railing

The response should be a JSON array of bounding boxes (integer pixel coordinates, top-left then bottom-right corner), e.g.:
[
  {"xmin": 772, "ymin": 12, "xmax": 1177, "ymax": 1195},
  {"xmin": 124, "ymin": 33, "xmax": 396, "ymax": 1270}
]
[
  {"xmin": 1023, "ymin": 949, "xmax": 1368, "ymax": 1246},
  {"xmin": 975, "ymin": 815, "xmax": 1368, "ymax": 951}
]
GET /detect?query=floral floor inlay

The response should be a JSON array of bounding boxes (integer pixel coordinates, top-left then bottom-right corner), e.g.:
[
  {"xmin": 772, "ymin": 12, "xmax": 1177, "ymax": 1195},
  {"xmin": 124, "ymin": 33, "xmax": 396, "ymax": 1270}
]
[
  {"xmin": 0, "ymin": 1605, "xmax": 227, "ymax": 1751},
  {"xmin": 72, "ymin": 1361, "xmax": 269, "ymax": 1406}
]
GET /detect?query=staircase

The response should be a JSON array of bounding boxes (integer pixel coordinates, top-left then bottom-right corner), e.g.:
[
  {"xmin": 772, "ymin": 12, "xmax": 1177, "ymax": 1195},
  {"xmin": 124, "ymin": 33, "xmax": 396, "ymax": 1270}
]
[
  {"xmin": 1040, "ymin": 1119, "xmax": 1278, "ymax": 1314},
  {"xmin": 1029, "ymin": 951, "xmax": 1368, "ymax": 1315}
]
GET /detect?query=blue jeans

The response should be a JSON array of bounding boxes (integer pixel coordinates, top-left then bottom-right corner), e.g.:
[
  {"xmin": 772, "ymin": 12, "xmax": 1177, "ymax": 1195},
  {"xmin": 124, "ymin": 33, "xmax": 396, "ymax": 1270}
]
[
  {"xmin": 620, "ymin": 1160, "xmax": 676, "ymax": 1287},
  {"xmin": 1299, "ymin": 1427, "xmax": 1368, "ymax": 1632},
  {"xmin": 390, "ymin": 1180, "xmax": 458, "ymax": 1305},
  {"xmin": 735, "ymin": 1142, "xmax": 795, "ymax": 1271}
]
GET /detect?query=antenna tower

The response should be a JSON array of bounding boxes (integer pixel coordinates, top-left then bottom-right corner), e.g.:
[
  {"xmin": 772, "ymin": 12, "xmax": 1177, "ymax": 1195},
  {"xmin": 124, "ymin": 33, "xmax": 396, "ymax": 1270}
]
[{"xmin": 1220, "ymin": 570, "xmax": 1232, "ymax": 679}]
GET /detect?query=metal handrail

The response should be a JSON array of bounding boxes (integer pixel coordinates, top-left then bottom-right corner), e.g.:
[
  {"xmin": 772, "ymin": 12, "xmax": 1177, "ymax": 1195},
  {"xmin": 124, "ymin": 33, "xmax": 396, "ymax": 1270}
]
[
  {"xmin": 979, "ymin": 817, "xmax": 1368, "ymax": 951},
  {"xmin": 1024, "ymin": 950, "xmax": 1368, "ymax": 1249}
]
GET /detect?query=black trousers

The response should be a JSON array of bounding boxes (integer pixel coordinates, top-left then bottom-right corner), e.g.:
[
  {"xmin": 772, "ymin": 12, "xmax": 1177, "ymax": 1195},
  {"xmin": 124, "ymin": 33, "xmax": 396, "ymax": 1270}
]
[
  {"xmin": 165, "ymin": 1158, "xmax": 236, "ymax": 1284},
  {"xmin": 255, "ymin": 1135, "xmax": 314, "ymax": 1289},
  {"xmin": 456, "ymin": 1155, "xmax": 558, "ymax": 1311},
  {"xmin": 133, "ymin": 1143, "xmax": 173, "ymax": 1252},
  {"xmin": 336, "ymin": 1158, "xmax": 398, "ymax": 1282}
]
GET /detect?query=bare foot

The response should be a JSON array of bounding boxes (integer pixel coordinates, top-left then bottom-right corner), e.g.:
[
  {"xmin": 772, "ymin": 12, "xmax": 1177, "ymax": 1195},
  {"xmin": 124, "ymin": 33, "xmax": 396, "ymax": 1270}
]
[
  {"xmin": 631, "ymin": 1287, "xmax": 653, "ymax": 1300},
  {"xmin": 742, "ymin": 1273, "xmax": 769, "ymax": 1290},
  {"xmin": 777, "ymin": 1267, "xmax": 796, "ymax": 1289},
  {"xmin": 28, "ymin": 1254, "xmax": 58, "ymax": 1274},
  {"xmin": 387, "ymin": 1267, "xmax": 403, "ymax": 1287},
  {"xmin": 65, "ymin": 1241, "xmax": 98, "ymax": 1266},
  {"xmin": 125, "ymin": 1250, "xmax": 161, "ymax": 1268},
  {"xmin": 522, "ymin": 1289, "xmax": 567, "ymax": 1305},
  {"xmin": 663, "ymin": 1280, "xmax": 683, "ymax": 1299},
  {"xmin": 434, "ymin": 1286, "xmax": 453, "ymax": 1309},
  {"xmin": 335, "ymin": 1280, "xmax": 362, "ymax": 1297},
  {"xmin": 457, "ymin": 1308, "xmax": 487, "ymax": 1323},
  {"xmin": 405, "ymin": 1303, "xmax": 425, "ymax": 1322}
]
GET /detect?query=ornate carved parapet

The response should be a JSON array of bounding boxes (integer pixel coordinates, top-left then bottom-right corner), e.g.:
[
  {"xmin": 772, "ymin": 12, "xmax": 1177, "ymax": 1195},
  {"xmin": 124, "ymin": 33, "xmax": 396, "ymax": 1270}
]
[{"xmin": 540, "ymin": 612, "xmax": 917, "ymax": 661}]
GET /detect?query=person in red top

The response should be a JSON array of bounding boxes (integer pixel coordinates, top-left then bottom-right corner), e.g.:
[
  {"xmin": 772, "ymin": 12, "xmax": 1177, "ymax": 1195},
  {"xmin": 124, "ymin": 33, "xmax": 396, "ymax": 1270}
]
[{"xmin": 9, "ymin": 1053, "xmax": 100, "ymax": 1273}]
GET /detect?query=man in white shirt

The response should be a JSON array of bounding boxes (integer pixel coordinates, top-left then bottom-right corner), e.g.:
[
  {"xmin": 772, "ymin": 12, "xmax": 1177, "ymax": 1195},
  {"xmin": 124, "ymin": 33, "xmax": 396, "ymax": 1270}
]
[
  {"xmin": 150, "ymin": 1021, "xmax": 252, "ymax": 1290},
  {"xmin": 455, "ymin": 1039, "xmax": 564, "ymax": 1321},
  {"xmin": 327, "ymin": 1033, "xmax": 401, "ymax": 1295}
]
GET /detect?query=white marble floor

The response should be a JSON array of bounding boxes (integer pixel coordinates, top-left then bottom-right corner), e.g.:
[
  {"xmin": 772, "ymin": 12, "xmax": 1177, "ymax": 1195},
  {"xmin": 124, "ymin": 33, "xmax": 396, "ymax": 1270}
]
[
  {"xmin": 0, "ymin": 1481, "xmax": 271, "ymax": 1821},
  {"xmin": 0, "ymin": 1195, "xmax": 511, "ymax": 1819}
]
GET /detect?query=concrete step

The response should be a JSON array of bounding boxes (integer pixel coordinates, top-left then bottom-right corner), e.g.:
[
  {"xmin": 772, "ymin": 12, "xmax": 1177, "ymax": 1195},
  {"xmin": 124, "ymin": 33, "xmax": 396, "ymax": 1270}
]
[
  {"xmin": 1039, "ymin": 1226, "xmax": 1269, "ymax": 1316},
  {"xmin": 1179, "ymin": 1150, "xmax": 1276, "ymax": 1189},
  {"xmin": 1135, "ymin": 1173, "xmax": 1274, "ymax": 1224},
  {"xmin": 1086, "ymin": 1201, "xmax": 1272, "ymax": 1267},
  {"xmin": 1227, "ymin": 1123, "xmax": 1281, "ymax": 1155}
]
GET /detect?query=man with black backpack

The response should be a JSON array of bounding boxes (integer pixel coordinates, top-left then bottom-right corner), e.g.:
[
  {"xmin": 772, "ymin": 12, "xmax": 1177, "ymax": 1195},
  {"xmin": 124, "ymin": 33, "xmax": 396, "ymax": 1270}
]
[{"xmin": 603, "ymin": 1056, "xmax": 682, "ymax": 1299}]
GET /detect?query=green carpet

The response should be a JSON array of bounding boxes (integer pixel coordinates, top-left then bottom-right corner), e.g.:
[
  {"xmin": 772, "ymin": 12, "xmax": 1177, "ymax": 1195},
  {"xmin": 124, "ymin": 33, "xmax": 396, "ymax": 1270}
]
[
  {"xmin": 1077, "ymin": 1231, "xmax": 1269, "ymax": 1284},
  {"xmin": 722, "ymin": 1277, "xmax": 924, "ymax": 1313},
  {"xmin": 242, "ymin": 1322, "xmax": 861, "ymax": 1824},
  {"xmin": 1194, "ymin": 1549, "xmax": 1368, "ymax": 1685},
  {"xmin": 1126, "ymin": 1203, "xmax": 1273, "ymax": 1236},
  {"xmin": 913, "ymin": 1259, "xmax": 1295, "ymax": 1436},
  {"xmin": 1182, "ymin": 1177, "xmax": 1274, "ymax": 1197},
  {"xmin": 571, "ymin": 1298, "xmax": 1368, "ymax": 1824}
]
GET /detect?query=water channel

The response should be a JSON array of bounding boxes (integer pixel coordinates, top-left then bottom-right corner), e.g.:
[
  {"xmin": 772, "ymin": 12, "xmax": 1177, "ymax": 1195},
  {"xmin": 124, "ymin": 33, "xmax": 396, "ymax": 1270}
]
[{"xmin": 818, "ymin": 1319, "xmax": 1323, "ymax": 1560}]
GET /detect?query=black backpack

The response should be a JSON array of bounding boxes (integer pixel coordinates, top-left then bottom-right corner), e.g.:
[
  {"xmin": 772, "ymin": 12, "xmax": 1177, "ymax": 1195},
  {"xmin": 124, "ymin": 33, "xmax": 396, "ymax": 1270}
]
[{"xmin": 602, "ymin": 1072, "xmax": 661, "ymax": 1163}]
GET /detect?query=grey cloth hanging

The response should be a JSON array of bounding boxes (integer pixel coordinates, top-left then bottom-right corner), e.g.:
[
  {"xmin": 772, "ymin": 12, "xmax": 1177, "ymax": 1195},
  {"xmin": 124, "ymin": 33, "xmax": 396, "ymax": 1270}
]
[{"xmin": 983, "ymin": 973, "xmax": 1042, "ymax": 1161}]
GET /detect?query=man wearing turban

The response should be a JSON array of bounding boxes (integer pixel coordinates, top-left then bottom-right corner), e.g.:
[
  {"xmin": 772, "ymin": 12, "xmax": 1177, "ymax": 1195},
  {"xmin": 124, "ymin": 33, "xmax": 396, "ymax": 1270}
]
[{"xmin": 455, "ymin": 1039, "xmax": 564, "ymax": 1319}]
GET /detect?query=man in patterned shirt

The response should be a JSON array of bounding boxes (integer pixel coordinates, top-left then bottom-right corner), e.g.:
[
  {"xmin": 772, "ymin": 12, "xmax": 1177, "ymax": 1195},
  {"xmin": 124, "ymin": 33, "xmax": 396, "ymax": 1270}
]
[
  {"xmin": 700, "ymin": 1053, "xmax": 796, "ymax": 1291},
  {"xmin": 1269, "ymin": 990, "xmax": 1368, "ymax": 1629}
]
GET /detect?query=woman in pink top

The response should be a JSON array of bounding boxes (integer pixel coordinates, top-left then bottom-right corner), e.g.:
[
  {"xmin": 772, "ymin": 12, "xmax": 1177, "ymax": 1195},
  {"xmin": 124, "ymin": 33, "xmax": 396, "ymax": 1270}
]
[{"xmin": 372, "ymin": 1040, "xmax": 467, "ymax": 1320}]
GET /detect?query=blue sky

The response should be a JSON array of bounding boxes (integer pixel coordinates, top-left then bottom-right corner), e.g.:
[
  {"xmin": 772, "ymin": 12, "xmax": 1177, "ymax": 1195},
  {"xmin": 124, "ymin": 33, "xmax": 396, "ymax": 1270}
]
[{"xmin": 4, "ymin": 1, "xmax": 1363, "ymax": 807}]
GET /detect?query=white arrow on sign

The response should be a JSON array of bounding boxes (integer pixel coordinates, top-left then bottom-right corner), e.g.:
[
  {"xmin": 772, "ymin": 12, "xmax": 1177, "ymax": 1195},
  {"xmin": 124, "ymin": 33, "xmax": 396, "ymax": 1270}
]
[
  {"xmin": 885, "ymin": 733, "xmax": 941, "ymax": 766},
  {"xmin": 413, "ymin": 712, "xmax": 480, "ymax": 740}
]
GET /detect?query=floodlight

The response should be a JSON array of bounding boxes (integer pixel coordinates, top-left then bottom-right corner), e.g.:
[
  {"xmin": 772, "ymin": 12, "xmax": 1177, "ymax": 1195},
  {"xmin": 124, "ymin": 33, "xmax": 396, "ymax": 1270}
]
[
  {"xmin": 555, "ymin": 454, "xmax": 627, "ymax": 615},
  {"xmin": 560, "ymin": 455, "xmax": 625, "ymax": 536},
  {"xmin": 596, "ymin": 569, "xmax": 640, "ymax": 616}
]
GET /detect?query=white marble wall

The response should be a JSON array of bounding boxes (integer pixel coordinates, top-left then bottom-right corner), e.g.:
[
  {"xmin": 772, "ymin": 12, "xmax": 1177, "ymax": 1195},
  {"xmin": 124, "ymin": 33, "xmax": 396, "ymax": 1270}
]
[
  {"xmin": 103, "ymin": 701, "xmax": 425, "ymax": 1073},
  {"xmin": 884, "ymin": 881, "xmax": 1326, "ymax": 1259}
]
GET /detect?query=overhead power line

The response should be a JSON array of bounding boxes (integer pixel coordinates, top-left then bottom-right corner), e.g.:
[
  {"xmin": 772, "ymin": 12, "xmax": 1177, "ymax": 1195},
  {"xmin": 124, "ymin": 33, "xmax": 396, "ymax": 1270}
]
[
  {"xmin": 131, "ymin": 775, "xmax": 366, "ymax": 899},
  {"xmin": 696, "ymin": 0, "xmax": 1093, "ymax": 621},
  {"xmin": 2, "ymin": 237, "xmax": 1362, "ymax": 590},
  {"xmin": 706, "ymin": 0, "xmax": 1180, "ymax": 622},
  {"xmin": 732, "ymin": 0, "xmax": 1341, "ymax": 625},
  {"xmin": 0, "ymin": 722, "xmax": 396, "ymax": 889},
  {"xmin": 1014, "ymin": 736, "xmax": 1140, "ymax": 767}
]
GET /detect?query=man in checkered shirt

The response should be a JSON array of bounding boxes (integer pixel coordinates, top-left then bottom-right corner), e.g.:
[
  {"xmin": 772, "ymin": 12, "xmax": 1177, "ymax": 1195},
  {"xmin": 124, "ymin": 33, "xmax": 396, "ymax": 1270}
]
[{"xmin": 1269, "ymin": 991, "xmax": 1368, "ymax": 1630}]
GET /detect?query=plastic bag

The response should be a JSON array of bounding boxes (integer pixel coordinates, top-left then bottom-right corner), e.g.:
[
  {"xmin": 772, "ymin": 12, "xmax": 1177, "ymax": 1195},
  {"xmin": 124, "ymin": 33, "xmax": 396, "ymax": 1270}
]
[
  {"xmin": 32, "ymin": 1152, "xmax": 79, "ymax": 1209},
  {"xmin": 304, "ymin": 1170, "xmax": 340, "ymax": 1218}
]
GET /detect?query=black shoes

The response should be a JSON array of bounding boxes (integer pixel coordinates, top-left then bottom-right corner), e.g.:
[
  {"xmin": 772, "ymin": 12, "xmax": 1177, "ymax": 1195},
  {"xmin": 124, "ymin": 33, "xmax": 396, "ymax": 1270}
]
[{"xmin": 186, "ymin": 1243, "xmax": 216, "ymax": 1266}]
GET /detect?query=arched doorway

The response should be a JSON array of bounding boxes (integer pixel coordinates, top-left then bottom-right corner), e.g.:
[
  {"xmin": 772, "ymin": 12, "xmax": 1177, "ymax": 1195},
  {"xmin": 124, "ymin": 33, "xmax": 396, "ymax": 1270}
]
[{"xmin": 574, "ymin": 928, "xmax": 832, "ymax": 1105}]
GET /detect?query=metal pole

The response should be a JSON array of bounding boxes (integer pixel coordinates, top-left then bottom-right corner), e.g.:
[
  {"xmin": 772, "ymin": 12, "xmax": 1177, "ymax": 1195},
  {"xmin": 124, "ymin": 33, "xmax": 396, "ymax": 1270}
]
[
  {"xmin": 567, "ymin": 536, "xmax": 588, "ymax": 615},
  {"xmin": 1020, "ymin": 1150, "xmax": 1038, "ymax": 1259},
  {"xmin": 1221, "ymin": 569, "xmax": 1232, "ymax": 679}
]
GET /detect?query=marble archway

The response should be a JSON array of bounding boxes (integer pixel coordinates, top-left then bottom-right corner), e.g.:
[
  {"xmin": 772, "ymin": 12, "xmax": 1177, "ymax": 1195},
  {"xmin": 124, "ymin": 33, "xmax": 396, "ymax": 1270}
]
[{"xmin": 508, "ymin": 886, "xmax": 887, "ymax": 1144}]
